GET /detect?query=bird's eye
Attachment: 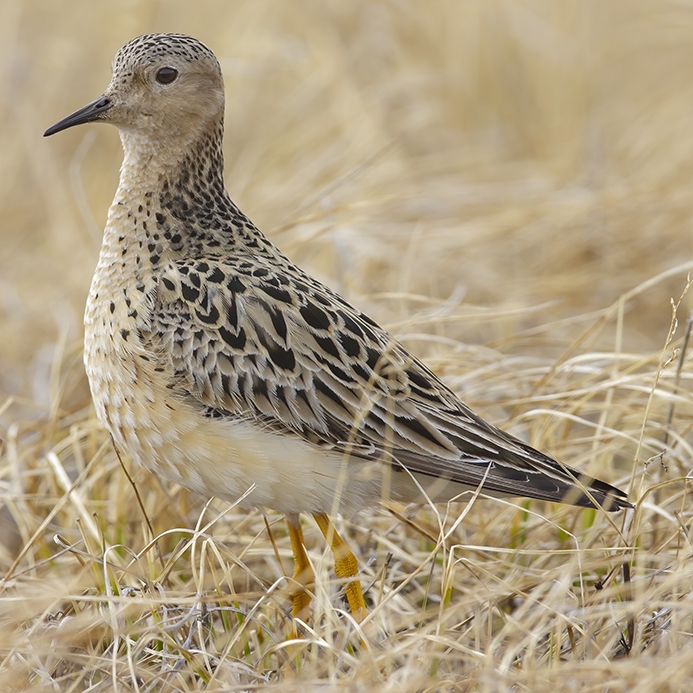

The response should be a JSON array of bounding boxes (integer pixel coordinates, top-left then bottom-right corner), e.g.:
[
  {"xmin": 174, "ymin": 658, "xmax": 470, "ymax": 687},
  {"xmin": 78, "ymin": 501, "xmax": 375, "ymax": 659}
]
[{"xmin": 155, "ymin": 67, "xmax": 178, "ymax": 84}]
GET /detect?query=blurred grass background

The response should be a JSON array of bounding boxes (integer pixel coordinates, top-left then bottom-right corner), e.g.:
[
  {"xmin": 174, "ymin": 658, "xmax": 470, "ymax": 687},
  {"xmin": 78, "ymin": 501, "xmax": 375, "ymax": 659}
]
[
  {"xmin": 1, "ymin": 0, "xmax": 693, "ymax": 690},
  {"xmin": 4, "ymin": 0, "xmax": 693, "ymax": 404}
]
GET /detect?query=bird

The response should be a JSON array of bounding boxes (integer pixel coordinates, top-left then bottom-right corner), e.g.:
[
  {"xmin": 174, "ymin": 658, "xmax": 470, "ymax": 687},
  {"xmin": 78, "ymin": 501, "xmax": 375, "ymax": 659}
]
[{"xmin": 44, "ymin": 33, "xmax": 630, "ymax": 623}]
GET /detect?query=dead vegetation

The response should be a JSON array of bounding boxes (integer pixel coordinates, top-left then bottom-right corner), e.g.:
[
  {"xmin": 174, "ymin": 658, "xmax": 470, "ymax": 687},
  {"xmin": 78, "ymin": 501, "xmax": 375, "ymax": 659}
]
[{"xmin": 1, "ymin": 1, "xmax": 693, "ymax": 690}]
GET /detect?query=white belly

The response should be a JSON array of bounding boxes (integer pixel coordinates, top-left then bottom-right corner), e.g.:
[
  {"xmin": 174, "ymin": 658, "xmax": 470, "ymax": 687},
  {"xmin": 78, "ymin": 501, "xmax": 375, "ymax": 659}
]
[
  {"xmin": 83, "ymin": 257, "xmax": 468, "ymax": 514},
  {"xmin": 84, "ymin": 298, "xmax": 399, "ymax": 514},
  {"xmin": 85, "ymin": 326, "xmax": 466, "ymax": 514}
]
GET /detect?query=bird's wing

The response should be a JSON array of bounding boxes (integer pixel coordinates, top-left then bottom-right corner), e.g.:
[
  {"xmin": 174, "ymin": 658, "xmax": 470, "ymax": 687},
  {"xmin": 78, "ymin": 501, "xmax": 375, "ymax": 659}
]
[{"xmin": 143, "ymin": 254, "xmax": 629, "ymax": 510}]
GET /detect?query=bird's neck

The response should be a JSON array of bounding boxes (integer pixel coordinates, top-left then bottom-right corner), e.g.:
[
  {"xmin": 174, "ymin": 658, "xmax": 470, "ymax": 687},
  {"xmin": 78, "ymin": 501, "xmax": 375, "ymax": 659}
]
[
  {"xmin": 103, "ymin": 118, "xmax": 262, "ymax": 263},
  {"xmin": 117, "ymin": 119, "xmax": 226, "ymax": 198}
]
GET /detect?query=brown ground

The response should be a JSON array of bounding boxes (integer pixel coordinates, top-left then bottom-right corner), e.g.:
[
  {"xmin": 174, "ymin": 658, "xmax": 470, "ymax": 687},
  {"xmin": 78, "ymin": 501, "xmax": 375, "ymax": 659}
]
[{"xmin": 0, "ymin": 2, "xmax": 692, "ymax": 690}]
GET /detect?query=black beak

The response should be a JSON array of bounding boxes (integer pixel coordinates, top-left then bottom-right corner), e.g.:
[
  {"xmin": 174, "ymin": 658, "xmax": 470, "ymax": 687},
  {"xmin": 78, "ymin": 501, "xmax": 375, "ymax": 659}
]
[{"xmin": 44, "ymin": 96, "xmax": 113, "ymax": 137}]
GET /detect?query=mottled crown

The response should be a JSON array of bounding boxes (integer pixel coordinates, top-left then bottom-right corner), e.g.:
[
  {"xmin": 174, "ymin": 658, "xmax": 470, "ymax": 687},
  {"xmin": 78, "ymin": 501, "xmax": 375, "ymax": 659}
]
[{"xmin": 112, "ymin": 33, "xmax": 221, "ymax": 76}]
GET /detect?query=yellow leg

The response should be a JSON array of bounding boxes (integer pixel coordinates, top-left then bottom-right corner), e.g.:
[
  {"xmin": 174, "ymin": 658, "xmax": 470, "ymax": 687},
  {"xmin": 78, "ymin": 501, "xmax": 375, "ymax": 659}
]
[
  {"xmin": 285, "ymin": 514, "xmax": 314, "ymax": 620},
  {"xmin": 312, "ymin": 513, "xmax": 367, "ymax": 622}
]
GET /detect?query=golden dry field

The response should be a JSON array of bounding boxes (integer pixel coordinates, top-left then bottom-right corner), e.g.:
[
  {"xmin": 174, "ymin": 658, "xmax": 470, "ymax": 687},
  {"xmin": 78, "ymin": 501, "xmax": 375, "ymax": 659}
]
[{"xmin": 1, "ymin": 1, "xmax": 693, "ymax": 690}]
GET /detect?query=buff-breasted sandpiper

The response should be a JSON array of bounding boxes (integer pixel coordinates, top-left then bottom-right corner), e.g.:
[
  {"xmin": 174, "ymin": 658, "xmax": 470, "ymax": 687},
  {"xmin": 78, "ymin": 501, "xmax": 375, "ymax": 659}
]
[{"xmin": 45, "ymin": 33, "xmax": 630, "ymax": 622}]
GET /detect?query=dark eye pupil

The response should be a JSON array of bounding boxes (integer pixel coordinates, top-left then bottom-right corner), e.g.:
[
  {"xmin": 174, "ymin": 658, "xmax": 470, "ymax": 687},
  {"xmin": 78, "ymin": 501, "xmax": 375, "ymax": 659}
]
[{"xmin": 156, "ymin": 67, "xmax": 178, "ymax": 84}]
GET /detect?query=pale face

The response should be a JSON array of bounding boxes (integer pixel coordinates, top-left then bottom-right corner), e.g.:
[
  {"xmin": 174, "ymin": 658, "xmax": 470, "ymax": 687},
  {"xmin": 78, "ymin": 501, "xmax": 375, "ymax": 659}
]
[
  {"xmin": 44, "ymin": 34, "xmax": 225, "ymax": 153},
  {"xmin": 103, "ymin": 52, "xmax": 225, "ymax": 140}
]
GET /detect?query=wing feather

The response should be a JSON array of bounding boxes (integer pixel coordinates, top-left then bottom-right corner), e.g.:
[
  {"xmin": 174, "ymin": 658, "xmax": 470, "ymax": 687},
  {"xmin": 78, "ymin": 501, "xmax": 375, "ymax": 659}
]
[{"xmin": 143, "ymin": 257, "xmax": 630, "ymax": 510}]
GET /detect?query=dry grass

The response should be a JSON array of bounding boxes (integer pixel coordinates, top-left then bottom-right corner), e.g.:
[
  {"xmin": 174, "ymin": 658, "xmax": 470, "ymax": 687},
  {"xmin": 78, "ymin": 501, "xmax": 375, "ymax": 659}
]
[{"xmin": 2, "ymin": 1, "xmax": 693, "ymax": 690}]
